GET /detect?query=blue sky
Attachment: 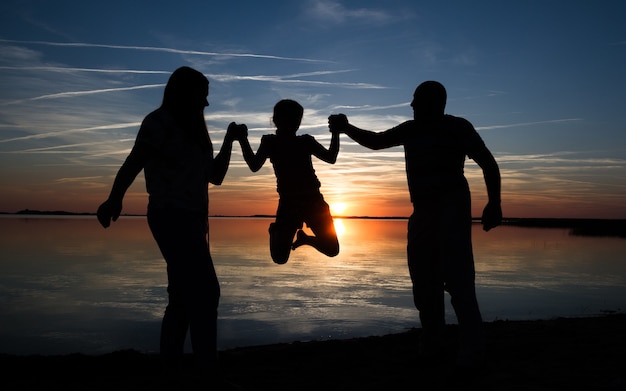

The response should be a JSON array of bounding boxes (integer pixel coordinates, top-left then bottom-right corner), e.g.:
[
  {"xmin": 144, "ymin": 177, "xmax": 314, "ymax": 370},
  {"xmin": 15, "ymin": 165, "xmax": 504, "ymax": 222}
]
[{"xmin": 1, "ymin": 0, "xmax": 625, "ymax": 218}]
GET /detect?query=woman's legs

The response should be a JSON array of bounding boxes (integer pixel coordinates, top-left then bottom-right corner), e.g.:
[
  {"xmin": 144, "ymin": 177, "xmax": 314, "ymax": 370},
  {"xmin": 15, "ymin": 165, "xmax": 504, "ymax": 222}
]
[{"xmin": 148, "ymin": 209, "xmax": 220, "ymax": 370}]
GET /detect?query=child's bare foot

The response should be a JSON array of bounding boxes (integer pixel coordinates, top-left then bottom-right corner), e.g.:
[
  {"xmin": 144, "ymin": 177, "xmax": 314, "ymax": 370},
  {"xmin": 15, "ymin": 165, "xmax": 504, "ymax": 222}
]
[{"xmin": 291, "ymin": 229, "xmax": 309, "ymax": 250}]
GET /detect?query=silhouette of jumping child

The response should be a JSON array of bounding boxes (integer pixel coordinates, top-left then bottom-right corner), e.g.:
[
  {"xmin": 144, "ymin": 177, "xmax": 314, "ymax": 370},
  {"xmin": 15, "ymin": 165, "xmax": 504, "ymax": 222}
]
[{"xmin": 234, "ymin": 99, "xmax": 340, "ymax": 264}]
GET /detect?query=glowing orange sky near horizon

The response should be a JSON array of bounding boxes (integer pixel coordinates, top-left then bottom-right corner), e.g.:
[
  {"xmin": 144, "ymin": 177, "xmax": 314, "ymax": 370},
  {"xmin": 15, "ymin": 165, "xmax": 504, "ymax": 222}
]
[
  {"xmin": 2, "ymin": 171, "xmax": 623, "ymax": 219},
  {"xmin": 1, "ymin": 114, "xmax": 624, "ymax": 220}
]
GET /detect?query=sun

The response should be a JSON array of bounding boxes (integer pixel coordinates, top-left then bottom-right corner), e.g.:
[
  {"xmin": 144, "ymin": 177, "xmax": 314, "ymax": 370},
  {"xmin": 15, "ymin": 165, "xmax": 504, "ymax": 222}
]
[{"xmin": 330, "ymin": 202, "xmax": 347, "ymax": 216}]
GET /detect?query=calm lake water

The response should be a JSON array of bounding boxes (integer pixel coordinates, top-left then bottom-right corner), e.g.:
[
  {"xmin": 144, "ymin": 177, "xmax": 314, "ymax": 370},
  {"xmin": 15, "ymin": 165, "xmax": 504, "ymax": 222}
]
[{"xmin": 1, "ymin": 215, "xmax": 625, "ymax": 355}]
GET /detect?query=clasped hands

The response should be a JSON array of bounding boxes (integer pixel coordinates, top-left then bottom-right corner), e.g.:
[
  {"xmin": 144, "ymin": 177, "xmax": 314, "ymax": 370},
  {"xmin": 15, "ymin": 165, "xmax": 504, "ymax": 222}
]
[
  {"xmin": 229, "ymin": 114, "xmax": 349, "ymax": 137},
  {"xmin": 328, "ymin": 113, "xmax": 348, "ymax": 133},
  {"xmin": 229, "ymin": 115, "xmax": 348, "ymax": 137},
  {"xmin": 227, "ymin": 122, "xmax": 248, "ymax": 141}
]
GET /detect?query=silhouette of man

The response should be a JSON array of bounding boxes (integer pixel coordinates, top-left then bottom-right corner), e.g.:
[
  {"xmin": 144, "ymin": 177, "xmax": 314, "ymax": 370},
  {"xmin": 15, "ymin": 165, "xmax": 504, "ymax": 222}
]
[{"xmin": 329, "ymin": 81, "xmax": 502, "ymax": 371}]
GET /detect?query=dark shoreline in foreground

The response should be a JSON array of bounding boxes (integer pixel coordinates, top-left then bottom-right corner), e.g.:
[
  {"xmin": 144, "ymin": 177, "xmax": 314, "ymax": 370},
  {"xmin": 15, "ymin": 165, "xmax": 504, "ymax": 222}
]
[{"xmin": 3, "ymin": 314, "xmax": 625, "ymax": 390}]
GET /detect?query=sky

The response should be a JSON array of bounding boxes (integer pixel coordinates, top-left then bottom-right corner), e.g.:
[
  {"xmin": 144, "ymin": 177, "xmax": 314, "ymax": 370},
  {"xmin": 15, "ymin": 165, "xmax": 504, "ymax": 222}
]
[{"xmin": 1, "ymin": 0, "xmax": 625, "ymax": 219}]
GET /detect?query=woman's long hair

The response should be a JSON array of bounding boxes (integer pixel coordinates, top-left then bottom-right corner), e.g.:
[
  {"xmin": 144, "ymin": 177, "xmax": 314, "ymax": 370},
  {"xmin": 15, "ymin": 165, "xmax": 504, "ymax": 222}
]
[{"xmin": 161, "ymin": 66, "xmax": 211, "ymax": 151}]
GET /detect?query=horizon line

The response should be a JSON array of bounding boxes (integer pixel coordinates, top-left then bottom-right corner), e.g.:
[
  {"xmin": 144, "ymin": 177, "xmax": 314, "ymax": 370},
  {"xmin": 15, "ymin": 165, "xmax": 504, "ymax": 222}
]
[{"xmin": 3, "ymin": 210, "xmax": 625, "ymax": 222}]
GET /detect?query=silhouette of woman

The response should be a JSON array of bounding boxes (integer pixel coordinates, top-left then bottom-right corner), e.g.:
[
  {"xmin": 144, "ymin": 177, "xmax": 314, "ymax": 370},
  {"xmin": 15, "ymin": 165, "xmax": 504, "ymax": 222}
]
[{"xmin": 97, "ymin": 66, "xmax": 242, "ymax": 382}]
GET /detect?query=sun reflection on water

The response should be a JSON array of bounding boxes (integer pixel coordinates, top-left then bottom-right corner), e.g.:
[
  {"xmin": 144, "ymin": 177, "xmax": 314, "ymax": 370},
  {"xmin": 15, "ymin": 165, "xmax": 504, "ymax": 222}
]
[{"xmin": 334, "ymin": 218, "xmax": 345, "ymax": 236}]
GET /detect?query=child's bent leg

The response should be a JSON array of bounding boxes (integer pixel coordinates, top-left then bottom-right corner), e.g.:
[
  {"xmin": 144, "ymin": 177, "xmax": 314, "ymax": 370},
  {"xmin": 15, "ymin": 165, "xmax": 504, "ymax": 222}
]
[
  {"xmin": 314, "ymin": 226, "xmax": 340, "ymax": 257},
  {"xmin": 298, "ymin": 201, "xmax": 340, "ymax": 257},
  {"xmin": 269, "ymin": 222, "xmax": 297, "ymax": 264},
  {"xmin": 303, "ymin": 221, "xmax": 339, "ymax": 257},
  {"xmin": 292, "ymin": 229, "xmax": 310, "ymax": 250}
]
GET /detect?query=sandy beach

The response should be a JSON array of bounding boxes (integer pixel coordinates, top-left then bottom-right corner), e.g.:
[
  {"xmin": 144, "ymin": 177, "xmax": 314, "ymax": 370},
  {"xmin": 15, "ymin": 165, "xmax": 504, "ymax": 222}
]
[{"xmin": 2, "ymin": 314, "xmax": 625, "ymax": 390}]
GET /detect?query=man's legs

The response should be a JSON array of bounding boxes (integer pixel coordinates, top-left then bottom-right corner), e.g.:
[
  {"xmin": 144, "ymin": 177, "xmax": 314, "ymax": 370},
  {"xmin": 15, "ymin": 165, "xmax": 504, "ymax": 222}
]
[
  {"xmin": 407, "ymin": 209, "xmax": 446, "ymax": 359},
  {"xmin": 441, "ymin": 190, "xmax": 484, "ymax": 368}
]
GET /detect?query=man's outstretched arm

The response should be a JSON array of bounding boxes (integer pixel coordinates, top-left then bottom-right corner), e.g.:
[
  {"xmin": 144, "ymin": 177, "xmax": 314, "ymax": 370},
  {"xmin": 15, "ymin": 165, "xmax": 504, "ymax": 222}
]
[{"xmin": 328, "ymin": 114, "xmax": 397, "ymax": 150}]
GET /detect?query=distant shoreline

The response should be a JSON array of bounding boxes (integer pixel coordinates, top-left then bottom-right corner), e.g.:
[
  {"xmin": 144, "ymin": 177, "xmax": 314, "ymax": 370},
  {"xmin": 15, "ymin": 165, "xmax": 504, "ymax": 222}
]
[{"xmin": 3, "ymin": 209, "xmax": 625, "ymax": 237}]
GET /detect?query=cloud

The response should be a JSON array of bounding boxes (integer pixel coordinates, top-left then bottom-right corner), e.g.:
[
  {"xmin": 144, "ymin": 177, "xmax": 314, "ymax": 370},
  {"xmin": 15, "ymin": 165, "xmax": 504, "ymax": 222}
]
[
  {"xmin": 207, "ymin": 71, "xmax": 386, "ymax": 89},
  {"xmin": 0, "ymin": 66, "xmax": 171, "ymax": 75},
  {"xmin": 54, "ymin": 176, "xmax": 103, "ymax": 184},
  {"xmin": 331, "ymin": 102, "xmax": 409, "ymax": 111},
  {"xmin": 475, "ymin": 118, "xmax": 582, "ymax": 131},
  {"xmin": 1, "ymin": 139, "xmax": 134, "ymax": 154},
  {"xmin": 0, "ymin": 84, "xmax": 165, "ymax": 106},
  {"xmin": 0, "ymin": 44, "xmax": 43, "ymax": 65},
  {"xmin": 495, "ymin": 150, "xmax": 626, "ymax": 167},
  {"xmin": 0, "ymin": 39, "xmax": 330, "ymax": 63},
  {"xmin": 0, "ymin": 123, "xmax": 140, "ymax": 144},
  {"xmin": 307, "ymin": 0, "xmax": 393, "ymax": 24}
]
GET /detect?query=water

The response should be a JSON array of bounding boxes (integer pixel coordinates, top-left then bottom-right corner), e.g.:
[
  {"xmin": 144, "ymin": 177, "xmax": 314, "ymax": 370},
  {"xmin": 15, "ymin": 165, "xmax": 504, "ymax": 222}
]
[{"xmin": 1, "ymin": 215, "xmax": 625, "ymax": 355}]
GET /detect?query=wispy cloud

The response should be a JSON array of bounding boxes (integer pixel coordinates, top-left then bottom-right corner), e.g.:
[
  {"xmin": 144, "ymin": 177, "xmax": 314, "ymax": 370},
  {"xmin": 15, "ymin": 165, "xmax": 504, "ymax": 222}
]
[
  {"xmin": 307, "ymin": 0, "xmax": 394, "ymax": 24},
  {"xmin": 0, "ymin": 66, "xmax": 171, "ymax": 75},
  {"xmin": 0, "ymin": 123, "xmax": 141, "ymax": 143},
  {"xmin": 0, "ymin": 85, "xmax": 164, "ymax": 106},
  {"xmin": 206, "ymin": 69, "xmax": 386, "ymax": 89},
  {"xmin": 0, "ymin": 66, "xmax": 384, "ymax": 111},
  {"xmin": 331, "ymin": 102, "xmax": 409, "ymax": 111},
  {"xmin": 496, "ymin": 151, "xmax": 626, "ymax": 166},
  {"xmin": 0, "ymin": 39, "xmax": 330, "ymax": 63},
  {"xmin": 1, "ymin": 139, "xmax": 134, "ymax": 154},
  {"xmin": 54, "ymin": 176, "xmax": 103, "ymax": 184},
  {"xmin": 209, "ymin": 70, "xmax": 353, "ymax": 82},
  {"xmin": 476, "ymin": 118, "xmax": 582, "ymax": 131}
]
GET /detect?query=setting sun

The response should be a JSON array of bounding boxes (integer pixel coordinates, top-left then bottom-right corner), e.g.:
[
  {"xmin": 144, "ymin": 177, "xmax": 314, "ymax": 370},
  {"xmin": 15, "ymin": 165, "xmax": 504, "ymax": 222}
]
[
  {"xmin": 331, "ymin": 202, "xmax": 347, "ymax": 216},
  {"xmin": 333, "ymin": 218, "xmax": 345, "ymax": 236}
]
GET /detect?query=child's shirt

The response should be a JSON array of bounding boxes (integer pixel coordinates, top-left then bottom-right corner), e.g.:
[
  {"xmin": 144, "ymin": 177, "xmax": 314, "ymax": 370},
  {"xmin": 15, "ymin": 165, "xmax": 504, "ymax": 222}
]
[{"xmin": 261, "ymin": 133, "xmax": 322, "ymax": 198}]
